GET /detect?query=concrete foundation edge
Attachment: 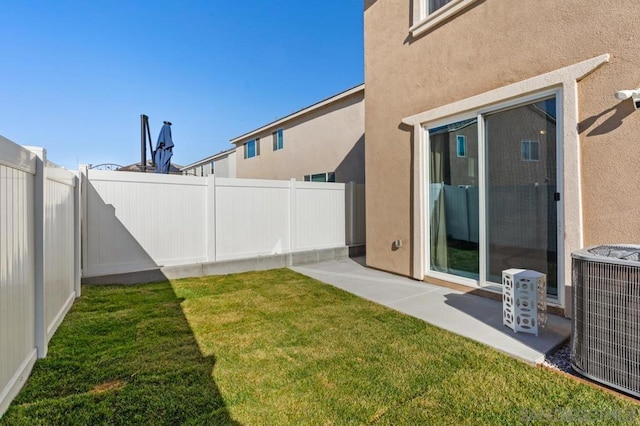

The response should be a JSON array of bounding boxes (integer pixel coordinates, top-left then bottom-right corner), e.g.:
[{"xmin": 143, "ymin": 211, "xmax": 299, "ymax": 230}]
[
  {"xmin": 348, "ymin": 244, "xmax": 366, "ymax": 257},
  {"xmin": 81, "ymin": 246, "xmax": 350, "ymax": 285}
]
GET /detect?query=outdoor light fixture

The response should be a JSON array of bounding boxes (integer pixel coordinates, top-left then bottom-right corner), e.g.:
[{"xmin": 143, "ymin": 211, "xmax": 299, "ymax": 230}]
[
  {"xmin": 614, "ymin": 89, "xmax": 640, "ymax": 100},
  {"xmin": 614, "ymin": 88, "xmax": 640, "ymax": 109}
]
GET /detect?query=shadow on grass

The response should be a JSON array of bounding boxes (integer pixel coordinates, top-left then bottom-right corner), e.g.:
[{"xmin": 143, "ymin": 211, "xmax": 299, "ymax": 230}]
[{"xmin": 1, "ymin": 281, "xmax": 239, "ymax": 425}]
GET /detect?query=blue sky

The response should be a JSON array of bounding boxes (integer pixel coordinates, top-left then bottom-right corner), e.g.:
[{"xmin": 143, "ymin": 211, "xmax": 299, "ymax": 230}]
[{"xmin": 0, "ymin": 1, "xmax": 364, "ymax": 170}]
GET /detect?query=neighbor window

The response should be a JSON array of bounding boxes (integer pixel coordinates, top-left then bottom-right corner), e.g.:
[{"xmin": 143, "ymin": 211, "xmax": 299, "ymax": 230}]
[
  {"xmin": 210, "ymin": 161, "xmax": 214, "ymax": 174},
  {"xmin": 521, "ymin": 140, "xmax": 540, "ymax": 161},
  {"xmin": 272, "ymin": 128, "xmax": 284, "ymax": 151},
  {"xmin": 456, "ymin": 135, "xmax": 467, "ymax": 157},
  {"xmin": 304, "ymin": 172, "xmax": 336, "ymax": 182},
  {"xmin": 244, "ymin": 138, "xmax": 259, "ymax": 159}
]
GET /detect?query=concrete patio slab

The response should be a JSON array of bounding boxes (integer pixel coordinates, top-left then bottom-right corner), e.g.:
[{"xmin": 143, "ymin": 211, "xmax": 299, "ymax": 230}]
[{"xmin": 291, "ymin": 257, "xmax": 571, "ymax": 365}]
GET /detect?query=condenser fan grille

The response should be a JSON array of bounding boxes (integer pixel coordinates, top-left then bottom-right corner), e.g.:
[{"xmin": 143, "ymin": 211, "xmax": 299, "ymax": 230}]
[{"xmin": 572, "ymin": 245, "xmax": 640, "ymax": 397}]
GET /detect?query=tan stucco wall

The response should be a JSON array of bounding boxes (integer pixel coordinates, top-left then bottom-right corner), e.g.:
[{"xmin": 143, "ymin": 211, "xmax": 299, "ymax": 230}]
[
  {"xmin": 365, "ymin": 0, "xmax": 640, "ymax": 281},
  {"xmin": 233, "ymin": 91, "xmax": 365, "ymax": 183}
]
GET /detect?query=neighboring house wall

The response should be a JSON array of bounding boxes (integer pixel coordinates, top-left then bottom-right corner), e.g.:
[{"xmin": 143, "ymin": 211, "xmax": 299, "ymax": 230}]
[
  {"xmin": 181, "ymin": 150, "xmax": 237, "ymax": 178},
  {"xmin": 215, "ymin": 151, "xmax": 236, "ymax": 178},
  {"xmin": 233, "ymin": 85, "xmax": 365, "ymax": 184},
  {"xmin": 364, "ymin": 0, "xmax": 640, "ymax": 312}
]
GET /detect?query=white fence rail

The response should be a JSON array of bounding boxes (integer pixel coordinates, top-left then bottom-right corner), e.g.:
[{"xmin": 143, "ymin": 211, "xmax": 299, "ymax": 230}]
[
  {"xmin": 0, "ymin": 140, "xmax": 80, "ymax": 417},
  {"xmin": 82, "ymin": 171, "xmax": 364, "ymax": 277},
  {"xmin": 2, "ymin": 147, "xmax": 361, "ymax": 416},
  {"xmin": 84, "ymin": 171, "xmax": 208, "ymax": 276},
  {"xmin": 44, "ymin": 161, "xmax": 81, "ymax": 342},
  {"xmin": 213, "ymin": 178, "xmax": 293, "ymax": 261},
  {"xmin": 432, "ymin": 183, "xmax": 556, "ymax": 252},
  {"xmin": 295, "ymin": 181, "xmax": 346, "ymax": 251}
]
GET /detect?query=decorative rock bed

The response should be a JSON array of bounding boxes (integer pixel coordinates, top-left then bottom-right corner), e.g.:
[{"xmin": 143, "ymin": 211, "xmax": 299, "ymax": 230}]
[{"xmin": 542, "ymin": 341, "xmax": 573, "ymax": 373}]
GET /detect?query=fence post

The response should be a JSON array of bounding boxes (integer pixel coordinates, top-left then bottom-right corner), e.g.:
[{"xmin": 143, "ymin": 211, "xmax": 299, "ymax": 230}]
[
  {"xmin": 79, "ymin": 165, "xmax": 89, "ymax": 278},
  {"xmin": 346, "ymin": 181, "xmax": 355, "ymax": 246},
  {"xmin": 207, "ymin": 175, "xmax": 216, "ymax": 262},
  {"xmin": 289, "ymin": 178, "xmax": 297, "ymax": 253},
  {"xmin": 27, "ymin": 147, "xmax": 47, "ymax": 359},
  {"xmin": 73, "ymin": 171, "xmax": 82, "ymax": 298}
]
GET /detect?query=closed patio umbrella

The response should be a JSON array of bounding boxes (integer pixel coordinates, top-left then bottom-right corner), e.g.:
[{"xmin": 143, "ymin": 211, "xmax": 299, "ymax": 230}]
[{"xmin": 154, "ymin": 121, "xmax": 174, "ymax": 173}]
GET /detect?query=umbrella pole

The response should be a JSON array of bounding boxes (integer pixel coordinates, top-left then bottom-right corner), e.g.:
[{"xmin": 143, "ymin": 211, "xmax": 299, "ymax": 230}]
[
  {"xmin": 146, "ymin": 119, "xmax": 154, "ymax": 168},
  {"xmin": 140, "ymin": 114, "xmax": 147, "ymax": 172}
]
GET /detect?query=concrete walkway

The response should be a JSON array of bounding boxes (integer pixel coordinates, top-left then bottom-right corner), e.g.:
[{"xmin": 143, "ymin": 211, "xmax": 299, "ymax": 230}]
[{"xmin": 291, "ymin": 257, "xmax": 571, "ymax": 365}]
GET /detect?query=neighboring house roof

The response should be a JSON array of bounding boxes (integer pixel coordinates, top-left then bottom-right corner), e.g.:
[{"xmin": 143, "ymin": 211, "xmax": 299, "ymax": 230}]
[
  {"xmin": 230, "ymin": 83, "xmax": 365, "ymax": 144},
  {"xmin": 180, "ymin": 147, "xmax": 237, "ymax": 171}
]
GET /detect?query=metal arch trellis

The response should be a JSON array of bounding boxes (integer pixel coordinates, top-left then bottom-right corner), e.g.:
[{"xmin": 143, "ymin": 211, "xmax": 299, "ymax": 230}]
[{"xmin": 89, "ymin": 163, "xmax": 124, "ymax": 171}]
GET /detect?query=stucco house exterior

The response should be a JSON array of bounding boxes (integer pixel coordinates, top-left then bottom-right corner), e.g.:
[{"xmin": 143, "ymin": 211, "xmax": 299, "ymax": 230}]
[
  {"xmin": 181, "ymin": 148, "xmax": 236, "ymax": 178},
  {"xmin": 230, "ymin": 84, "xmax": 365, "ymax": 184},
  {"xmin": 364, "ymin": 0, "xmax": 640, "ymax": 316}
]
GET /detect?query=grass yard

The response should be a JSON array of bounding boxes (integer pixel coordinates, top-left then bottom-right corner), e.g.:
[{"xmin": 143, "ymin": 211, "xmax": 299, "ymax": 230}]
[{"xmin": 2, "ymin": 269, "xmax": 640, "ymax": 424}]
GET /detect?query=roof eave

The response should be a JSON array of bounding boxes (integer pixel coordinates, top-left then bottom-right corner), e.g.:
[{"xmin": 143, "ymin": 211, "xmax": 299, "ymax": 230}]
[{"xmin": 230, "ymin": 83, "xmax": 364, "ymax": 145}]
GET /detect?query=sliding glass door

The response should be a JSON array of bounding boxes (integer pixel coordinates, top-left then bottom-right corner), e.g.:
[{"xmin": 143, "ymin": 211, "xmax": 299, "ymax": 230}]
[
  {"xmin": 427, "ymin": 96, "xmax": 559, "ymax": 297},
  {"xmin": 428, "ymin": 118, "xmax": 479, "ymax": 280},
  {"xmin": 485, "ymin": 98, "xmax": 558, "ymax": 295}
]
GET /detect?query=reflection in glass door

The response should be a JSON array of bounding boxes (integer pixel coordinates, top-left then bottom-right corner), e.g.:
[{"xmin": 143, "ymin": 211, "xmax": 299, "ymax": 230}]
[
  {"xmin": 426, "ymin": 97, "xmax": 559, "ymax": 297},
  {"xmin": 428, "ymin": 118, "xmax": 479, "ymax": 280},
  {"xmin": 485, "ymin": 98, "xmax": 558, "ymax": 296}
]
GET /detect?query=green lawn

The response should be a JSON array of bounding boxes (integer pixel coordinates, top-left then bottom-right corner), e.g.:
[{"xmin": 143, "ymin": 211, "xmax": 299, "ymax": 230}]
[{"xmin": 2, "ymin": 269, "xmax": 639, "ymax": 425}]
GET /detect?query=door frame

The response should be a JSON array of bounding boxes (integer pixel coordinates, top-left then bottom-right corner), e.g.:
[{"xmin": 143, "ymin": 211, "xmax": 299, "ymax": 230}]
[
  {"xmin": 421, "ymin": 91, "xmax": 562, "ymax": 303},
  {"xmin": 403, "ymin": 54, "xmax": 611, "ymax": 310}
]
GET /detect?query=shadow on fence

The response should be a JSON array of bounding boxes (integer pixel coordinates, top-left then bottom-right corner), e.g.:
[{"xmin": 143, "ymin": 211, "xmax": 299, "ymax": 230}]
[{"xmin": 83, "ymin": 181, "xmax": 161, "ymax": 279}]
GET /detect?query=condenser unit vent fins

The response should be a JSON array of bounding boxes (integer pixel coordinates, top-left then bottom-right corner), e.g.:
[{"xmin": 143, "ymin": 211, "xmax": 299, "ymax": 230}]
[{"xmin": 572, "ymin": 245, "xmax": 640, "ymax": 397}]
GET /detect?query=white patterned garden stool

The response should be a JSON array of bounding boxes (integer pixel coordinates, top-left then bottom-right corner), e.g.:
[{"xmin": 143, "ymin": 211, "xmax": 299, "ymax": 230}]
[{"xmin": 502, "ymin": 269, "xmax": 547, "ymax": 336}]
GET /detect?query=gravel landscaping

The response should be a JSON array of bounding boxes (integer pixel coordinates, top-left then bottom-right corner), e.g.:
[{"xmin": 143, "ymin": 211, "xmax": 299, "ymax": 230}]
[{"xmin": 542, "ymin": 341, "xmax": 573, "ymax": 373}]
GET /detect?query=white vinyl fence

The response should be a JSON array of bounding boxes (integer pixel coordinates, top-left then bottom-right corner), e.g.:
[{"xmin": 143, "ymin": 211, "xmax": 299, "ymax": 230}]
[
  {"xmin": 431, "ymin": 183, "xmax": 556, "ymax": 252},
  {"xmin": 0, "ymin": 139, "xmax": 80, "ymax": 417},
  {"xmin": 82, "ymin": 170, "xmax": 365, "ymax": 277}
]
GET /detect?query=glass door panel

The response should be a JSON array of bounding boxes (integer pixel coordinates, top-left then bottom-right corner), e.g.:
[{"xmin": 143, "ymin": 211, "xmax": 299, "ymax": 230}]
[
  {"xmin": 484, "ymin": 98, "xmax": 558, "ymax": 296},
  {"xmin": 428, "ymin": 118, "xmax": 479, "ymax": 280}
]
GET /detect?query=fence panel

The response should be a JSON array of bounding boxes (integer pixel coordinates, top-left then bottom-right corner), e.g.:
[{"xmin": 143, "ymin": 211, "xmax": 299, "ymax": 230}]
[
  {"xmin": 0, "ymin": 138, "xmax": 37, "ymax": 416},
  {"xmin": 84, "ymin": 171, "xmax": 208, "ymax": 277},
  {"xmin": 83, "ymin": 173, "xmax": 366, "ymax": 275},
  {"xmin": 215, "ymin": 178, "xmax": 291, "ymax": 260},
  {"xmin": 44, "ymin": 164, "xmax": 77, "ymax": 341},
  {"xmin": 488, "ymin": 184, "xmax": 552, "ymax": 251},
  {"xmin": 295, "ymin": 182, "xmax": 345, "ymax": 250},
  {"xmin": 439, "ymin": 184, "xmax": 554, "ymax": 251},
  {"xmin": 444, "ymin": 185, "xmax": 470, "ymax": 241}
]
